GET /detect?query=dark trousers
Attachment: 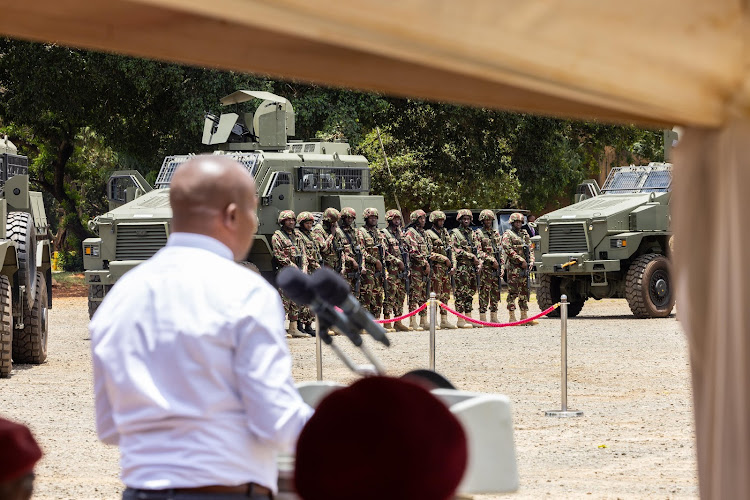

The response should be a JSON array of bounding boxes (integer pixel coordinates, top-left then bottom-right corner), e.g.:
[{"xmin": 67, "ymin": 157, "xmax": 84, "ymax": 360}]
[{"xmin": 123, "ymin": 488, "xmax": 272, "ymax": 500}]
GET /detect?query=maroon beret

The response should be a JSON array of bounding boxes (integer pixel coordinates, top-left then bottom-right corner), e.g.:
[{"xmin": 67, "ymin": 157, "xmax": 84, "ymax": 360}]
[
  {"xmin": 0, "ymin": 417, "xmax": 42, "ymax": 483},
  {"xmin": 294, "ymin": 377, "xmax": 467, "ymax": 500}
]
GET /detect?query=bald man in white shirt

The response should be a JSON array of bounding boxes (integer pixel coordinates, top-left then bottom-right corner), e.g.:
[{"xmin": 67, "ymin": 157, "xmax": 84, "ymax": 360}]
[{"xmin": 90, "ymin": 155, "xmax": 313, "ymax": 500}]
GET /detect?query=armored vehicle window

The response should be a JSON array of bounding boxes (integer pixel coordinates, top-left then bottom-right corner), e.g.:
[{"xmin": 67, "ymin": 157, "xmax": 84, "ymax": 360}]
[
  {"xmin": 642, "ymin": 170, "xmax": 672, "ymax": 192},
  {"xmin": 155, "ymin": 153, "xmax": 262, "ymax": 188},
  {"xmin": 297, "ymin": 166, "xmax": 370, "ymax": 193},
  {"xmin": 0, "ymin": 153, "xmax": 29, "ymax": 188},
  {"xmin": 601, "ymin": 164, "xmax": 672, "ymax": 194}
]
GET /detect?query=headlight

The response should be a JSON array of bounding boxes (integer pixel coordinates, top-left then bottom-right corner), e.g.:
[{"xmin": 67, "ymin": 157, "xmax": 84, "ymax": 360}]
[{"xmin": 610, "ymin": 239, "xmax": 627, "ymax": 248}]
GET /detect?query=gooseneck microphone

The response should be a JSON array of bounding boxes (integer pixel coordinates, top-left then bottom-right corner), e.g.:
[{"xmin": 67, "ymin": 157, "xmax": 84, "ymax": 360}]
[{"xmin": 310, "ymin": 268, "xmax": 390, "ymax": 347}]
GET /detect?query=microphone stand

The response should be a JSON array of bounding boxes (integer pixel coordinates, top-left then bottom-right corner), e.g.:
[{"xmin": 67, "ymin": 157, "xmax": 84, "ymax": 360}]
[{"xmin": 319, "ymin": 318, "xmax": 384, "ymax": 377}]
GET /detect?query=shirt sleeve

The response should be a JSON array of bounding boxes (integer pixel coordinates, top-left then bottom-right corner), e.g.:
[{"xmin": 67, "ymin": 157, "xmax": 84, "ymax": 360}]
[
  {"xmin": 92, "ymin": 346, "xmax": 120, "ymax": 445},
  {"xmin": 233, "ymin": 292, "xmax": 314, "ymax": 453}
]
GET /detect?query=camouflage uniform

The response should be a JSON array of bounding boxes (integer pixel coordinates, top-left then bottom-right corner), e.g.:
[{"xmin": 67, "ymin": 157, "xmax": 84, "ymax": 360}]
[
  {"xmin": 474, "ymin": 210, "xmax": 503, "ymax": 315},
  {"xmin": 404, "ymin": 210, "xmax": 431, "ymax": 321},
  {"xmin": 312, "ymin": 208, "xmax": 354, "ymax": 274},
  {"xmin": 357, "ymin": 208, "xmax": 386, "ymax": 318},
  {"xmin": 502, "ymin": 212, "xmax": 535, "ymax": 314},
  {"xmin": 426, "ymin": 211, "xmax": 454, "ymax": 326},
  {"xmin": 339, "ymin": 207, "xmax": 362, "ymax": 295},
  {"xmin": 450, "ymin": 209, "xmax": 479, "ymax": 315},
  {"xmin": 297, "ymin": 211, "xmax": 321, "ymax": 325},
  {"xmin": 272, "ymin": 210, "xmax": 306, "ymax": 334},
  {"xmin": 381, "ymin": 211, "xmax": 408, "ymax": 321}
]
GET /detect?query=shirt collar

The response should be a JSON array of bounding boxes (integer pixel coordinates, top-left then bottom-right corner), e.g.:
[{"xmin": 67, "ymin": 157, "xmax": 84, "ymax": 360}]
[{"xmin": 167, "ymin": 232, "xmax": 234, "ymax": 261}]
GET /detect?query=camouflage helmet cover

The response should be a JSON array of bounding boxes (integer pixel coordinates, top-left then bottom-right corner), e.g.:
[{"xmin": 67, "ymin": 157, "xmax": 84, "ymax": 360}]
[
  {"xmin": 340, "ymin": 207, "xmax": 357, "ymax": 218},
  {"xmin": 297, "ymin": 211, "xmax": 315, "ymax": 224},
  {"xmin": 456, "ymin": 209, "xmax": 473, "ymax": 221},
  {"xmin": 385, "ymin": 209, "xmax": 402, "ymax": 221},
  {"xmin": 509, "ymin": 212, "xmax": 525, "ymax": 223},
  {"xmin": 322, "ymin": 207, "xmax": 340, "ymax": 222},
  {"xmin": 429, "ymin": 210, "xmax": 446, "ymax": 222},
  {"xmin": 278, "ymin": 209, "xmax": 296, "ymax": 224},
  {"xmin": 410, "ymin": 209, "xmax": 427, "ymax": 222},
  {"xmin": 363, "ymin": 207, "xmax": 379, "ymax": 218},
  {"xmin": 479, "ymin": 209, "xmax": 496, "ymax": 221}
]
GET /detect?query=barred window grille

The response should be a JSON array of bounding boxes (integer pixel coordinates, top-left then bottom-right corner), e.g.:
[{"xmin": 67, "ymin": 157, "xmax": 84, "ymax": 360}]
[
  {"xmin": 297, "ymin": 166, "xmax": 370, "ymax": 193},
  {"xmin": 154, "ymin": 153, "xmax": 262, "ymax": 188},
  {"xmin": 0, "ymin": 153, "xmax": 29, "ymax": 187},
  {"xmin": 601, "ymin": 165, "xmax": 672, "ymax": 194}
]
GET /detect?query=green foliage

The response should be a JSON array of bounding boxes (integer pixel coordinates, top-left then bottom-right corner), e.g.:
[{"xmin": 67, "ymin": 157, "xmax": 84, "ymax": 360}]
[{"xmin": 57, "ymin": 250, "xmax": 83, "ymax": 272}]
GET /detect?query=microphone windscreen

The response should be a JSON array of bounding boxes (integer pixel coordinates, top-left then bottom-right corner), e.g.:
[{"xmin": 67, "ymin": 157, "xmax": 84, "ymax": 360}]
[
  {"xmin": 310, "ymin": 267, "xmax": 350, "ymax": 305},
  {"xmin": 276, "ymin": 267, "xmax": 315, "ymax": 305}
]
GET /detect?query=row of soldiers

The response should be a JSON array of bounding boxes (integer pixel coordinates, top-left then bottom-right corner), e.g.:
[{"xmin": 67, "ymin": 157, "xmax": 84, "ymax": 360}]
[{"xmin": 272, "ymin": 207, "xmax": 536, "ymax": 338}]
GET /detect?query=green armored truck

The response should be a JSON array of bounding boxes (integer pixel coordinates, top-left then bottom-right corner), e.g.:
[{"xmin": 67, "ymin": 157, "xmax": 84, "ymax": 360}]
[
  {"xmin": 533, "ymin": 163, "xmax": 673, "ymax": 318},
  {"xmin": 0, "ymin": 137, "xmax": 53, "ymax": 377},
  {"xmin": 84, "ymin": 90, "xmax": 385, "ymax": 318}
]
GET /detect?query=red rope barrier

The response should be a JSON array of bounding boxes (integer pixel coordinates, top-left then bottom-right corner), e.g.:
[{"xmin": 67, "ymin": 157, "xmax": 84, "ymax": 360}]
[
  {"xmin": 376, "ymin": 303, "xmax": 429, "ymax": 324},
  {"xmin": 439, "ymin": 302, "xmax": 559, "ymax": 327}
]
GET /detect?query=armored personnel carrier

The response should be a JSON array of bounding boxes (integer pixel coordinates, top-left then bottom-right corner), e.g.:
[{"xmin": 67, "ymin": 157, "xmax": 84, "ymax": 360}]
[
  {"xmin": 0, "ymin": 137, "xmax": 53, "ymax": 377},
  {"xmin": 84, "ymin": 90, "xmax": 385, "ymax": 317},
  {"xmin": 533, "ymin": 163, "xmax": 673, "ymax": 318}
]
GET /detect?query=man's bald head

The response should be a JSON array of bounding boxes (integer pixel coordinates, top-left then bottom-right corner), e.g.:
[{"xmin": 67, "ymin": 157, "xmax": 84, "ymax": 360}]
[{"xmin": 170, "ymin": 155, "xmax": 258, "ymax": 260}]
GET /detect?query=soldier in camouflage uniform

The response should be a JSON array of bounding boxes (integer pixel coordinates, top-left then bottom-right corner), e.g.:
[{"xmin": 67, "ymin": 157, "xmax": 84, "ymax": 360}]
[
  {"xmin": 381, "ymin": 209, "xmax": 410, "ymax": 332},
  {"xmin": 339, "ymin": 207, "xmax": 362, "ymax": 295},
  {"xmin": 474, "ymin": 209, "xmax": 503, "ymax": 326},
  {"xmin": 404, "ymin": 209, "xmax": 431, "ymax": 331},
  {"xmin": 272, "ymin": 210, "xmax": 308, "ymax": 338},
  {"xmin": 502, "ymin": 212, "xmax": 538, "ymax": 325},
  {"xmin": 357, "ymin": 208, "xmax": 386, "ymax": 318},
  {"xmin": 450, "ymin": 209, "xmax": 480, "ymax": 328},
  {"xmin": 426, "ymin": 210, "xmax": 456, "ymax": 329},
  {"xmin": 297, "ymin": 211, "xmax": 321, "ymax": 336},
  {"xmin": 312, "ymin": 208, "xmax": 356, "ymax": 277}
]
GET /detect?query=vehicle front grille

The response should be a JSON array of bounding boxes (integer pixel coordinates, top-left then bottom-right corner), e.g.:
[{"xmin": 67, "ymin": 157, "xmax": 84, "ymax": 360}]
[
  {"xmin": 548, "ymin": 224, "xmax": 588, "ymax": 253},
  {"xmin": 115, "ymin": 224, "xmax": 168, "ymax": 260}
]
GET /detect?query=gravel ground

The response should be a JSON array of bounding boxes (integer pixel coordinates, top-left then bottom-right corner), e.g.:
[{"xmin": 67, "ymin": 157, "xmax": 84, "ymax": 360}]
[{"xmin": 1, "ymin": 296, "xmax": 697, "ymax": 499}]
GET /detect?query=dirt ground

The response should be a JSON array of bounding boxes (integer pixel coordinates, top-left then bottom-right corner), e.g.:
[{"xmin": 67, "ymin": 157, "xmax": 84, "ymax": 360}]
[{"xmin": 0, "ymin": 296, "xmax": 697, "ymax": 499}]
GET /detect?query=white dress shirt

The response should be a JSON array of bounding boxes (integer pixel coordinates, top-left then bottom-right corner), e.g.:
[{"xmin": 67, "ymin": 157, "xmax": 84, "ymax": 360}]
[{"xmin": 90, "ymin": 233, "xmax": 313, "ymax": 493}]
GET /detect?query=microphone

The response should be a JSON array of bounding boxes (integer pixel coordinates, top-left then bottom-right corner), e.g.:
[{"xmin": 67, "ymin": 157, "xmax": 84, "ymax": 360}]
[{"xmin": 310, "ymin": 268, "xmax": 390, "ymax": 347}]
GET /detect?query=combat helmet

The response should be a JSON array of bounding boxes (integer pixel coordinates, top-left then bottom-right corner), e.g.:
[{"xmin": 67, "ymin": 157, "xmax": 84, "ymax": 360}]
[
  {"xmin": 278, "ymin": 210, "xmax": 296, "ymax": 224},
  {"xmin": 509, "ymin": 212, "xmax": 525, "ymax": 223},
  {"xmin": 410, "ymin": 209, "xmax": 427, "ymax": 222},
  {"xmin": 363, "ymin": 207, "xmax": 379, "ymax": 218},
  {"xmin": 297, "ymin": 211, "xmax": 315, "ymax": 224},
  {"xmin": 322, "ymin": 207, "xmax": 340, "ymax": 223},
  {"xmin": 479, "ymin": 209, "xmax": 496, "ymax": 221},
  {"xmin": 340, "ymin": 207, "xmax": 357, "ymax": 219},
  {"xmin": 456, "ymin": 208, "xmax": 472, "ymax": 221},
  {"xmin": 429, "ymin": 210, "xmax": 446, "ymax": 223},
  {"xmin": 385, "ymin": 209, "xmax": 402, "ymax": 222}
]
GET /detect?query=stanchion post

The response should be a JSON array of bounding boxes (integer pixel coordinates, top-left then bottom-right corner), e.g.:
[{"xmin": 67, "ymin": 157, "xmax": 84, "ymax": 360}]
[
  {"xmin": 429, "ymin": 292, "xmax": 437, "ymax": 371},
  {"xmin": 315, "ymin": 315, "xmax": 323, "ymax": 381},
  {"xmin": 545, "ymin": 294, "xmax": 583, "ymax": 417}
]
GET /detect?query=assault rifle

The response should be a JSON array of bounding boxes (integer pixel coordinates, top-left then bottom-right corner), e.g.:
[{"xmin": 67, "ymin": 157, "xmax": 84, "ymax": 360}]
[
  {"xmin": 492, "ymin": 242, "xmax": 503, "ymax": 290},
  {"xmin": 446, "ymin": 245, "xmax": 456, "ymax": 292},
  {"xmin": 469, "ymin": 234, "xmax": 481, "ymax": 290},
  {"xmin": 522, "ymin": 244, "xmax": 532, "ymax": 300},
  {"xmin": 341, "ymin": 225, "xmax": 362, "ymax": 295},
  {"xmin": 399, "ymin": 242, "xmax": 411, "ymax": 297},
  {"xmin": 376, "ymin": 241, "xmax": 387, "ymax": 305}
]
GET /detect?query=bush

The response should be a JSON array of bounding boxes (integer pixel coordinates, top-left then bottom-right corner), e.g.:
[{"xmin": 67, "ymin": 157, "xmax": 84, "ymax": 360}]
[{"xmin": 58, "ymin": 250, "xmax": 83, "ymax": 272}]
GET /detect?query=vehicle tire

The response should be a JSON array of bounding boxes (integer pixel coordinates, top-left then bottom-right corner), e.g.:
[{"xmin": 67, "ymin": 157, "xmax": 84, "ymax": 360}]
[
  {"xmin": 0, "ymin": 276, "xmax": 12, "ymax": 378},
  {"xmin": 537, "ymin": 274, "xmax": 586, "ymax": 318},
  {"xmin": 7, "ymin": 212, "xmax": 37, "ymax": 307},
  {"xmin": 87, "ymin": 284, "xmax": 112, "ymax": 319},
  {"xmin": 625, "ymin": 253, "xmax": 674, "ymax": 318},
  {"xmin": 567, "ymin": 297, "xmax": 586, "ymax": 318},
  {"xmin": 14, "ymin": 271, "xmax": 48, "ymax": 364}
]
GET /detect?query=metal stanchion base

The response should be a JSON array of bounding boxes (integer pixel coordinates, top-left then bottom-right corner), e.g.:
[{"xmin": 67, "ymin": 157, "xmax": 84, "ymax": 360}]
[{"xmin": 544, "ymin": 409, "xmax": 584, "ymax": 417}]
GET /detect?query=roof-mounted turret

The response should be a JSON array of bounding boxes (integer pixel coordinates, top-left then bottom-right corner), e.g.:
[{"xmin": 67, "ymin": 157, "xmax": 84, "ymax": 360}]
[{"xmin": 202, "ymin": 90, "xmax": 295, "ymax": 151}]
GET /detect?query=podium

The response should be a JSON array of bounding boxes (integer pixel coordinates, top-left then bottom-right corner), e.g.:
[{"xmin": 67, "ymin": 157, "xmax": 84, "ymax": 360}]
[{"xmin": 278, "ymin": 381, "xmax": 519, "ymax": 498}]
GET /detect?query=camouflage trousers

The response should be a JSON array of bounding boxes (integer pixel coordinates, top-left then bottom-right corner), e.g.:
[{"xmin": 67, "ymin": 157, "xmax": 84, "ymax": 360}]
[
  {"xmin": 506, "ymin": 267, "xmax": 530, "ymax": 311},
  {"xmin": 409, "ymin": 268, "xmax": 429, "ymax": 317},
  {"xmin": 454, "ymin": 260, "xmax": 477, "ymax": 313},
  {"xmin": 478, "ymin": 267, "xmax": 501, "ymax": 313},
  {"xmin": 299, "ymin": 264, "xmax": 320, "ymax": 324},
  {"xmin": 344, "ymin": 270, "xmax": 360, "ymax": 297},
  {"xmin": 278, "ymin": 288, "xmax": 300, "ymax": 322},
  {"xmin": 383, "ymin": 268, "xmax": 406, "ymax": 317},
  {"xmin": 431, "ymin": 263, "xmax": 451, "ymax": 316},
  {"xmin": 359, "ymin": 270, "xmax": 384, "ymax": 318}
]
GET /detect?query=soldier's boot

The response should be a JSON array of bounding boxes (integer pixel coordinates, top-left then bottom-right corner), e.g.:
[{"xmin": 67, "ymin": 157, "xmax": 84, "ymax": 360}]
[
  {"xmin": 490, "ymin": 311, "xmax": 500, "ymax": 324},
  {"xmin": 419, "ymin": 315, "xmax": 429, "ymax": 331},
  {"xmin": 305, "ymin": 323, "xmax": 317, "ymax": 336},
  {"xmin": 508, "ymin": 310, "xmax": 517, "ymax": 323},
  {"xmin": 394, "ymin": 320, "xmax": 411, "ymax": 332},
  {"xmin": 520, "ymin": 310, "xmax": 539, "ymax": 325},
  {"xmin": 383, "ymin": 316, "xmax": 396, "ymax": 333},
  {"xmin": 288, "ymin": 322, "xmax": 308, "ymax": 338},
  {"xmin": 410, "ymin": 315, "xmax": 421, "ymax": 331},
  {"xmin": 440, "ymin": 314, "xmax": 457, "ymax": 330},
  {"xmin": 478, "ymin": 313, "xmax": 487, "ymax": 327},
  {"xmin": 459, "ymin": 314, "xmax": 475, "ymax": 329}
]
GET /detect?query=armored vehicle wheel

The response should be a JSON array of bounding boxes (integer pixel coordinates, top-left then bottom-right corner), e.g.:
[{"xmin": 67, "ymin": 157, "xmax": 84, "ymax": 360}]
[
  {"xmin": 14, "ymin": 272, "xmax": 48, "ymax": 364},
  {"xmin": 7, "ymin": 212, "xmax": 37, "ymax": 307},
  {"xmin": 625, "ymin": 253, "xmax": 674, "ymax": 318},
  {"xmin": 0, "ymin": 276, "xmax": 12, "ymax": 378},
  {"xmin": 87, "ymin": 284, "xmax": 112, "ymax": 319},
  {"xmin": 537, "ymin": 274, "xmax": 586, "ymax": 318}
]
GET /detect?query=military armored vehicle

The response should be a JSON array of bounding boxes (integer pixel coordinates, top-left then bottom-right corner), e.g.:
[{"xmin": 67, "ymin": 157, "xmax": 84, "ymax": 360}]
[
  {"xmin": 533, "ymin": 163, "xmax": 673, "ymax": 318},
  {"xmin": 84, "ymin": 90, "xmax": 385, "ymax": 318},
  {"xmin": 0, "ymin": 137, "xmax": 53, "ymax": 377}
]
